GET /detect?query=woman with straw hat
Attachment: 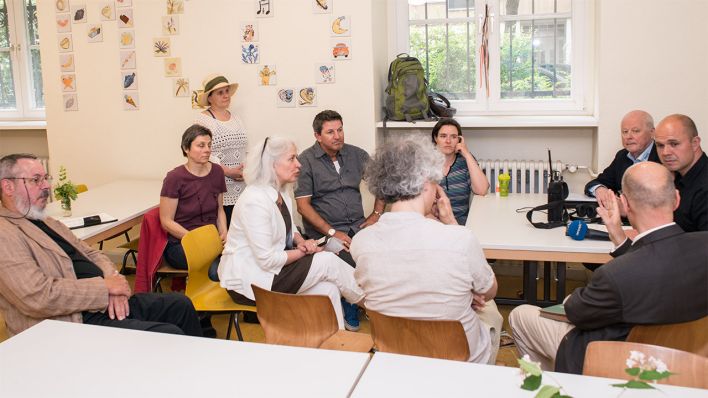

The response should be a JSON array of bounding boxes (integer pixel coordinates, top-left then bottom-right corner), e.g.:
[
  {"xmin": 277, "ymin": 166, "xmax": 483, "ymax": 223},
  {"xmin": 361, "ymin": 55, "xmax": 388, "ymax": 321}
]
[{"xmin": 195, "ymin": 74, "xmax": 248, "ymax": 227}]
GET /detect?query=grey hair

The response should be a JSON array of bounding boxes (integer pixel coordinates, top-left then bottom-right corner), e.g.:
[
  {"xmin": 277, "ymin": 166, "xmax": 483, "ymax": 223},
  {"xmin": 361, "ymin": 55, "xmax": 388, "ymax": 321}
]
[
  {"xmin": 243, "ymin": 136, "xmax": 296, "ymax": 188},
  {"xmin": 621, "ymin": 163, "xmax": 676, "ymax": 209},
  {"xmin": 0, "ymin": 153, "xmax": 38, "ymax": 195},
  {"xmin": 365, "ymin": 138, "xmax": 444, "ymax": 203}
]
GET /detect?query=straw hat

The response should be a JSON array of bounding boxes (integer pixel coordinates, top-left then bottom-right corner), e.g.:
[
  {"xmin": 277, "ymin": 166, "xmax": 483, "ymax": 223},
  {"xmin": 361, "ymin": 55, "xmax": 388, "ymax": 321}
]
[{"xmin": 196, "ymin": 74, "xmax": 239, "ymax": 107}]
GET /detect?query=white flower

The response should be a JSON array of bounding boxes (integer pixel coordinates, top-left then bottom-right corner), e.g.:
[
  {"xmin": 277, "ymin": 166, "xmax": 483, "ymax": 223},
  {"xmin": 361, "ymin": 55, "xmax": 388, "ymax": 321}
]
[
  {"xmin": 629, "ymin": 350, "xmax": 646, "ymax": 363},
  {"xmin": 648, "ymin": 356, "xmax": 669, "ymax": 373},
  {"xmin": 523, "ymin": 354, "xmax": 531, "ymax": 362},
  {"xmin": 626, "ymin": 358, "xmax": 637, "ymax": 368}
]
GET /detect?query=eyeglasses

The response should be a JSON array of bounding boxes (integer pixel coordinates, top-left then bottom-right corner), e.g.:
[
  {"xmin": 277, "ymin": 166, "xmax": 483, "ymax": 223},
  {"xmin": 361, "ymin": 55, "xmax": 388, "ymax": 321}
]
[
  {"xmin": 261, "ymin": 136, "xmax": 270, "ymax": 158},
  {"xmin": 4, "ymin": 175, "xmax": 53, "ymax": 186}
]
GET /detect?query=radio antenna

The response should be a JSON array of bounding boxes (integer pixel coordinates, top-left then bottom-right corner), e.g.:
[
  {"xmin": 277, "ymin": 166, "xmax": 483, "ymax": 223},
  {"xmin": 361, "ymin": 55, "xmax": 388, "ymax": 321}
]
[{"xmin": 547, "ymin": 148, "xmax": 554, "ymax": 180}]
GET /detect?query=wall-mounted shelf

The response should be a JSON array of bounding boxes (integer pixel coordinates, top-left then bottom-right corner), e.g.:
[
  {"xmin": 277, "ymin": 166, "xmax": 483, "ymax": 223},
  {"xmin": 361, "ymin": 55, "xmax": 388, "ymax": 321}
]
[{"xmin": 376, "ymin": 115, "xmax": 598, "ymax": 129}]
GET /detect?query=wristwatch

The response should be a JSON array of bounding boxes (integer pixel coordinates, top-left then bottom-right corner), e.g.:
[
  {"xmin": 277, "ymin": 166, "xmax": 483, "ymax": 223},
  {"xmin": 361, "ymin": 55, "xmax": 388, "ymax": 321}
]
[{"xmin": 327, "ymin": 228, "xmax": 336, "ymax": 237}]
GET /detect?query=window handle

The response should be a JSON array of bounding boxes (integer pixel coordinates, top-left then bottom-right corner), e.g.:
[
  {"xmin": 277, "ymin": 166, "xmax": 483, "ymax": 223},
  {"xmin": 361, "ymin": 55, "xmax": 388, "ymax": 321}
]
[
  {"xmin": 9, "ymin": 43, "xmax": 15, "ymax": 51},
  {"xmin": 16, "ymin": 43, "xmax": 21, "ymax": 52}
]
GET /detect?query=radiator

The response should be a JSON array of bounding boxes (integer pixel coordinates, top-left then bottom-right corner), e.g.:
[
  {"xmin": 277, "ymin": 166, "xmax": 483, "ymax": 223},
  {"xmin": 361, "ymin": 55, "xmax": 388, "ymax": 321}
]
[{"xmin": 477, "ymin": 159, "xmax": 564, "ymax": 194}]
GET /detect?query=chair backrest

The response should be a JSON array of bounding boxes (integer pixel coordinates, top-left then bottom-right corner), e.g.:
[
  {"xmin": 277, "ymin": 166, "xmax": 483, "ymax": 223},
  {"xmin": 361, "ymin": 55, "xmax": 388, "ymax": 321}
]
[
  {"xmin": 583, "ymin": 341, "xmax": 708, "ymax": 389},
  {"xmin": 182, "ymin": 225, "xmax": 223, "ymax": 297},
  {"xmin": 366, "ymin": 310, "xmax": 470, "ymax": 362},
  {"xmin": 627, "ymin": 316, "xmax": 708, "ymax": 357},
  {"xmin": 76, "ymin": 184, "xmax": 88, "ymax": 194},
  {"xmin": 251, "ymin": 285, "xmax": 338, "ymax": 348}
]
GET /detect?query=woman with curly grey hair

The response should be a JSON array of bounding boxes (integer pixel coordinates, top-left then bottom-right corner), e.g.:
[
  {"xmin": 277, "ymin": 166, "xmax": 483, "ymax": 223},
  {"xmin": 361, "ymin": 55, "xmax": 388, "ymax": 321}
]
[{"xmin": 350, "ymin": 138, "xmax": 502, "ymax": 364}]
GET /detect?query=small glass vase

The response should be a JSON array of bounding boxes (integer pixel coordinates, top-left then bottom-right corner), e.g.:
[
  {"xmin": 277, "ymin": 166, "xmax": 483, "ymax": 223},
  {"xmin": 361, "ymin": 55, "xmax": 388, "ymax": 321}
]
[{"xmin": 60, "ymin": 199, "xmax": 72, "ymax": 217}]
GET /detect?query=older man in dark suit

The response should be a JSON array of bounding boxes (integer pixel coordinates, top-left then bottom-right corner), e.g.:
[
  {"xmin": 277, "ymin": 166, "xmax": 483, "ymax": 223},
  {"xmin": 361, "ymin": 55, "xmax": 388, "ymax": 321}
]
[{"xmin": 510, "ymin": 161, "xmax": 708, "ymax": 374}]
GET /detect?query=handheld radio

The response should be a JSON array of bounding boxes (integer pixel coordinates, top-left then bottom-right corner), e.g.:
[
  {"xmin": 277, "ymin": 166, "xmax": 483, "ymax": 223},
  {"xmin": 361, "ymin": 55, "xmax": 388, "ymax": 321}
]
[{"xmin": 547, "ymin": 149, "xmax": 568, "ymax": 223}]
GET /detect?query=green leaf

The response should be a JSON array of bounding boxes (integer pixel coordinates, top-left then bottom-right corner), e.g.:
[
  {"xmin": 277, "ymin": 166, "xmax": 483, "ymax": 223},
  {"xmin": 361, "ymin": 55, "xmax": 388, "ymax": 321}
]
[
  {"xmin": 521, "ymin": 375, "xmax": 542, "ymax": 391},
  {"xmin": 612, "ymin": 380, "xmax": 655, "ymax": 389},
  {"xmin": 518, "ymin": 358, "xmax": 543, "ymax": 376},
  {"xmin": 624, "ymin": 367, "xmax": 641, "ymax": 376},
  {"xmin": 534, "ymin": 385, "xmax": 560, "ymax": 398},
  {"xmin": 639, "ymin": 370, "xmax": 668, "ymax": 381}
]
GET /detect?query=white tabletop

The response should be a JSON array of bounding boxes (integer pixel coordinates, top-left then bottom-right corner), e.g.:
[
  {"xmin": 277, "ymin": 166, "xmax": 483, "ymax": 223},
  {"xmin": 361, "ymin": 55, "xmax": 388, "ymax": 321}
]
[
  {"xmin": 46, "ymin": 180, "xmax": 161, "ymax": 244},
  {"xmin": 0, "ymin": 320, "xmax": 371, "ymax": 398},
  {"xmin": 352, "ymin": 352, "xmax": 706, "ymax": 398},
  {"xmin": 467, "ymin": 194, "xmax": 613, "ymax": 262}
]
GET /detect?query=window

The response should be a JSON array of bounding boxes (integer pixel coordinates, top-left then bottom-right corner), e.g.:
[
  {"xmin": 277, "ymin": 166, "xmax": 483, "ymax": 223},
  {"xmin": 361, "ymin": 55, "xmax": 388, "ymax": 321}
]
[
  {"xmin": 0, "ymin": 0, "xmax": 44, "ymax": 120},
  {"xmin": 397, "ymin": 0, "xmax": 591, "ymax": 115}
]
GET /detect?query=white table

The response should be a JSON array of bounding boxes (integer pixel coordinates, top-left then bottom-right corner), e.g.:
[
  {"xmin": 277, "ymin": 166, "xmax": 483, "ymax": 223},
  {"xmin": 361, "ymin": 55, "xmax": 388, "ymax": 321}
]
[
  {"xmin": 46, "ymin": 180, "xmax": 162, "ymax": 245},
  {"xmin": 0, "ymin": 320, "xmax": 371, "ymax": 398},
  {"xmin": 467, "ymin": 194, "xmax": 614, "ymax": 306},
  {"xmin": 352, "ymin": 352, "xmax": 707, "ymax": 398}
]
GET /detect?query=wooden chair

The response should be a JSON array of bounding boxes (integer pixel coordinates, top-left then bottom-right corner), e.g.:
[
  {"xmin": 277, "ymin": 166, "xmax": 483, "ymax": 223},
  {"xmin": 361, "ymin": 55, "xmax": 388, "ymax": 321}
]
[
  {"xmin": 182, "ymin": 225, "xmax": 255, "ymax": 341},
  {"xmin": 152, "ymin": 262, "xmax": 188, "ymax": 293},
  {"xmin": 251, "ymin": 285, "xmax": 373, "ymax": 353},
  {"xmin": 366, "ymin": 309, "xmax": 470, "ymax": 361},
  {"xmin": 583, "ymin": 341, "xmax": 708, "ymax": 389},
  {"xmin": 627, "ymin": 316, "xmax": 708, "ymax": 357}
]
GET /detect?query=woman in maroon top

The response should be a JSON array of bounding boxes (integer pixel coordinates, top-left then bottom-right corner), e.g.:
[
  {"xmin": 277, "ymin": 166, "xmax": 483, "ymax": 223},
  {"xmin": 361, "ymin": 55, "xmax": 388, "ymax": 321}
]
[{"xmin": 159, "ymin": 124, "xmax": 227, "ymax": 269}]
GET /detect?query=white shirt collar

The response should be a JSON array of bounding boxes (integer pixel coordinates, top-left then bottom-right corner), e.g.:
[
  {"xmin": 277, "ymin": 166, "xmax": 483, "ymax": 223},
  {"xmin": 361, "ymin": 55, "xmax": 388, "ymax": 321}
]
[{"xmin": 632, "ymin": 222, "xmax": 676, "ymax": 245}]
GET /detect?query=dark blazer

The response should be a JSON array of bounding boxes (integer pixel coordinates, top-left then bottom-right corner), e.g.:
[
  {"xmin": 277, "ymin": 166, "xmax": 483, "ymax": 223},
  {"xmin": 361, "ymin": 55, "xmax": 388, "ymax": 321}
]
[
  {"xmin": 584, "ymin": 144, "xmax": 661, "ymax": 196},
  {"xmin": 555, "ymin": 224, "xmax": 708, "ymax": 374}
]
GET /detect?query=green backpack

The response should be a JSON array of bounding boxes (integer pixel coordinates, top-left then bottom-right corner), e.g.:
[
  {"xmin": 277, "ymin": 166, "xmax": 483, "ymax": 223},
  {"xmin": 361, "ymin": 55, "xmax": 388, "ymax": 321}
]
[{"xmin": 385, "ymin": 54, "xmax": 432, "ymax": 122}]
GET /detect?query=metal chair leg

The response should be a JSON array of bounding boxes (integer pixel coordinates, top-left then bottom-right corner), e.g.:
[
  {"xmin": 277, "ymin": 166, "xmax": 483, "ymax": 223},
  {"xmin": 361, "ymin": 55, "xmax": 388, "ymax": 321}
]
[
  {"xmin": 234, "ymin": 313, "xmax": 244, "ymax": 341},
  {"xmin": 226, "ymin": 313, "xmax": 235, "ymax": 340}
]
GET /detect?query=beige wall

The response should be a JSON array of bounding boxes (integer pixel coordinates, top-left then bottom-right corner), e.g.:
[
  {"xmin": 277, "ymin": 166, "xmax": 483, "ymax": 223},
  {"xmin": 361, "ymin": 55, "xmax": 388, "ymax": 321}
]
[{"xmin": 0, "ymin": 130, "xmax": 49, "ymax": 158}]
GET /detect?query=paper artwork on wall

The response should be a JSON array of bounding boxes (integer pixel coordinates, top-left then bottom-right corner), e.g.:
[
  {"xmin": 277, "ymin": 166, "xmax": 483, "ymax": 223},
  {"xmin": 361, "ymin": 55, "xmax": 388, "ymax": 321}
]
[
  {"xmin": 100, "ymin": 2, "xmax": 115, "ymax": 21},
  {"xmin": 166, "ymin": 0, "xmax": 184, "ymax": 15},
  {"xmin": 191, "ymin": 91, "xmax": 203, "ymax": 109},
  {"xmin": 61, "ymin": 74, "xmax": 76, "ymax": 92},
  {"xmin": 55, "ymin": 0, "xmax": 69, "ymax": 13},
  {"xmin": 119, "ymin": 30, "xmax": 135, "ymax": 49},
  {"xmin": 123, "ymin": 92, "xmax": 139, "ymax": 110},
  {"xmin": 315, "ymin": 63, "xmax": 335, "ymax": 84},
  {"xmin": 240, "ymin": 22, "xmax": 258, "ymax": 42},
  {"xmin": 276, "ymin": 88, "xmax": 295, "ymax": 108},
  {"xmin": 297, "ymin": 87, "xmax": 317, "ymax": 107},
  {"xmin": 63, "ymin": 94, "xmax": 78, "ymax": 111},
  {"xmin": 153, "ymin": 38, "xmax": 171, "ymax": 57},
  {"xmin": 174, "ymin": 78, "xmax": 190, "ymax": 97},
  {"xmin": 255, "ymin": 0, "xmax": 273, "ymax": 18},
  {"xmin": 331, "ymin": 38, "xmax": 351, "ymax": 60},
  {"xmin": 241, "ymin": 43, "xmax": 259, "ymax": 64},
  {"xmin": 162, "ymin": 15, "xmax": 179, "ymax": 35},
  {"xmin": 58, "ymin": 34, "xmax": 73, "ymax": 52},
  {"xmin": 258, "ymin": 65, "xmax": 277, "ymax": 86},
  {"xmin": 71, "ymin": 5, "xmax": 87, "ymax": 24},
  {"xmin": 122, "ymin": 71, "xmax": 138, "ymax": 89},
  {"xmin": 118, "ymin": 9, "xmax": 133, "ymax": 28},
  {"xmin": 120, "ymin": 50, "xmax": 136, "ymax": 69},
  {"xmin": 60, "ymin": 54, "xmax": 75, "ymax": 72},
  {"xmin": 116, "ymin": 0, "xmax": 132, "ymax": 7},
  {"xmin": 164, "ymin": 57, "xmax": 182, "ymax": 77},
  {"xmin": 313, "ymin": 0, "xmax": 332, "ymax": 14},
  {"xmin": 330, "ymin": 15, "xmax": 350, "ymax": 37},
  {"xmin": 56, "ymin": 14, "xmax": 71, "ymax": 33},
  {"xmin": 87, "ymin": 24, "xmax": 103, "ymax": 43}
]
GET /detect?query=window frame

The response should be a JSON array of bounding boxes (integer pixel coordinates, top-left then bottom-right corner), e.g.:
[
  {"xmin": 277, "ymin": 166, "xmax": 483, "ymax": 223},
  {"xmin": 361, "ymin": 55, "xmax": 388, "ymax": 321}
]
[
  {"xmin": 0, "ymin": 0, "xmax": 45, "ymax": 121},
  {"xmin": 391, "ymin": 0, "xmax": 594, "ymax": 117}
]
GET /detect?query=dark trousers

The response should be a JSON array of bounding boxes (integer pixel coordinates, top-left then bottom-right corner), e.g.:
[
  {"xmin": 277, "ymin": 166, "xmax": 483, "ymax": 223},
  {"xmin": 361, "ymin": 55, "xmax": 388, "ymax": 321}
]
[
  {"xmin": 224, "ymin": 205, "xmax": 234, "ymax": 229},
  {"xmin": 82, "ymin": 293, "xmax": 202, "ymax": 337},
  {"xmin": 163, "ymin": 239, "xmax": 188, "ymax": 270}
]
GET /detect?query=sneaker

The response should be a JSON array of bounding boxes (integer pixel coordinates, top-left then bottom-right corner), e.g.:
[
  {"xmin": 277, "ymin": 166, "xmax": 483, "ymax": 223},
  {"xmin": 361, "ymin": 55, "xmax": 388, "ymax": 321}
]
[{"xmin": 342, "ymin": 299, "xmax": 360, "ymax": 331}]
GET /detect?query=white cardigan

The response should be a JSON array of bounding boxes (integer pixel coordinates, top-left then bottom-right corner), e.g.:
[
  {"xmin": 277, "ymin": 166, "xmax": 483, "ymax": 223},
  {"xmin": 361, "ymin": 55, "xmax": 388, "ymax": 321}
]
[{"xmin": 218, "ymin": 184, "xmax": 293, "ymax": 300}]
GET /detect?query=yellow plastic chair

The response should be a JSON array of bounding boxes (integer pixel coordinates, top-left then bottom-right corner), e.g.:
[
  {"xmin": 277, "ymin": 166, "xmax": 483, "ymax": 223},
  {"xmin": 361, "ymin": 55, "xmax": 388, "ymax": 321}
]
[
  {"xmin": 182, "ymin": 224, "xmax": 256, "ymax": 341},
  {"xmin": 76, "ymin": 184, "xmax": 88, "ymax": 194}
]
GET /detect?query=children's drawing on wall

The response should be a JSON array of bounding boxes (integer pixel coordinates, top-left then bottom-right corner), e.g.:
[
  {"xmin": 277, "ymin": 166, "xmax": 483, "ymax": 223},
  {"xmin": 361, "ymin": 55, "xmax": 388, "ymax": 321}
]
[
  {"xmin": 120, "ymin": 51, "xmax": 136, "ymax": 69},
  {"xmin": 60, "ymin": 54, "xmax": 75, "ymax": 72},
  {"xmin": 258, "ymin": 65, "xmax": 277, "ymax": 86},
  {"xmin": 162, "ymin": 15, "xmax": 179, "ymax": 35},
  {"xmin": 256, "ymin": 0, "xmax": 272, "ymax": 17},
  {"xmin": 174, "ymin": 78, "xmax": 190, "ymax": 97},
  {"xmin": 56, "ymin": 14, "xmax": 71, "ymax": 33},
  {"xmin": 116, "ymin": 0, "xmax": 132, "ymax": 7},
  {"xmin": 167, "ymin": 0, "xmax": 184, "ymax": 15},
  {"xmin": 58, "ymin": 34, "xmax": 73, "ymax": 52},
  {"xmin": 241, "ymin": 22, "xmax": 258, "ymax": 42},
  {"xmin": 61, "ymin": 74, "xmax": 76, "ymax": 92},
  {"xmin": 100, "ymin": 2, "xmax": 115, "ymax": 21},
  {"xmin": 63, "ymin": 94, "xmax": 78, "ymax": 111},
  {"xmin": 153, "ymin": 38, "xmax": 171, "ymax": 57},
  {"xmin": 331, "ymin": 38, "xmax": 351, "ymax": 60},
  {"xmin": 331, "ymin": 15, "xmax": 350, "ymax": 36},
  {"xmin": 276, "ymin": 88, "xmax": 295, "ymax": 108},
  {"xmin": 87, "ymin": 24, "xmax": 102, "ymax": 42},
  {"xmin": 71, "ymin": 5, "xmax": 86, "ymax": 24},
  {"xmin": 120, "ymin": 30, "xmax": 135, "ymax": 49},
  {"xmin": 164, "ymin": 57, "xmax": 182, "ymax": 77},
  {"xmin": 241, "ymin": 44, "xmax": 259, "ymax": 64},
  {"xmin": 313, "ymin": 0, "xmax": 332, "ymax": 13},
  {"xmin": 297, "ymin": 87, "xmax": 317, "ymax": 107},
  {"xmin": 315, "ymin": 63, "xmax": 335, "ymax": 84},
  {"xmin": 122, "ymin": 71, "xmax": 138, "ymax": 90},
  {"xmin": 56, "ymin": 0, "xmax": 69, "ymax": 13},
  {"xmin": 191, "ymin": 90, "xmax": 203, "ymax": 109},
  {"xmin": 123, "ymin": 92, "xmax": 139, "ymax": 110},
  {"xmin": 118, "ymin": 9, "xmax": 133, "ymax": 28}
]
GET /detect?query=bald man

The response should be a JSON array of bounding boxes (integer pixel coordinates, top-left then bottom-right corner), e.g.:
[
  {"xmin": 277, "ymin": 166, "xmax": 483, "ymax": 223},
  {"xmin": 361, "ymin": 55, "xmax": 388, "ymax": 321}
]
[
  {"xmin": 510, "ymin": 162, "xmax": 708, "ymax": 374},
  {"xmin": 584, "ymin": 110, "xmax": 661, "ymax": 208}
]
